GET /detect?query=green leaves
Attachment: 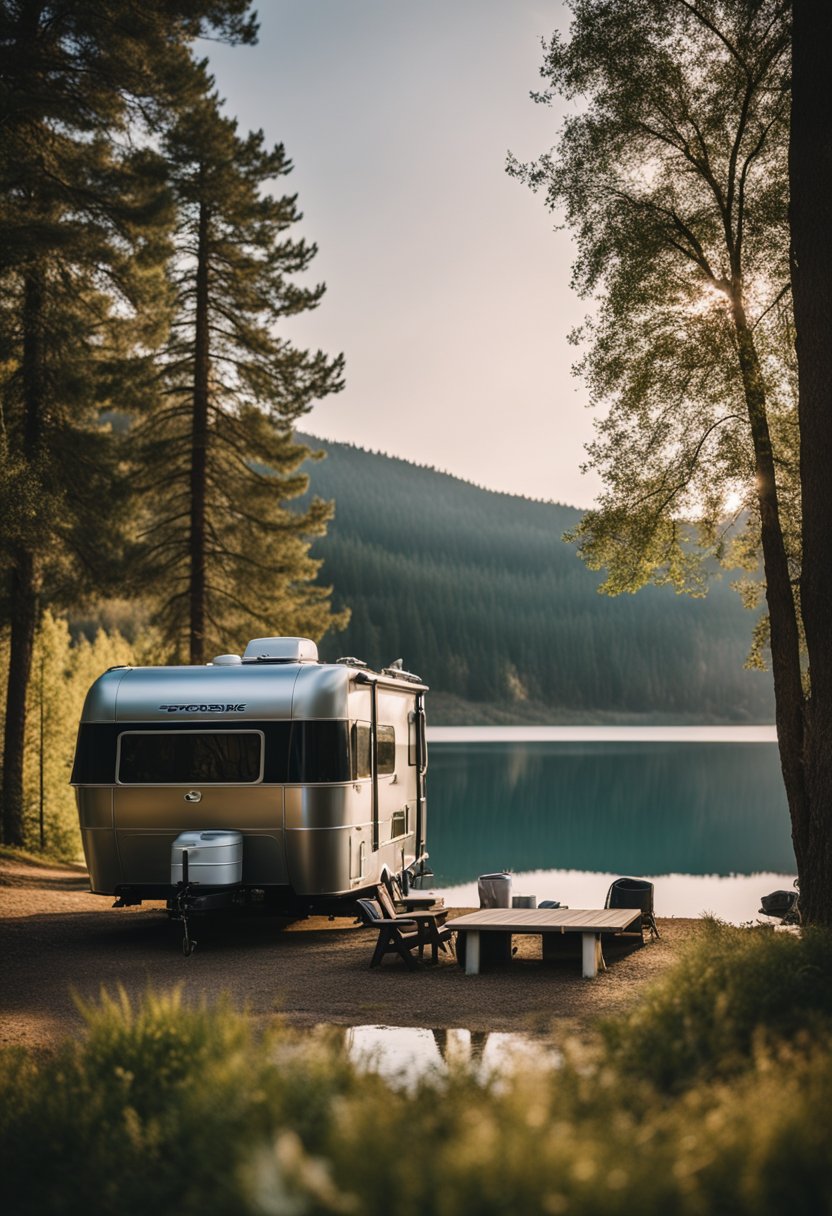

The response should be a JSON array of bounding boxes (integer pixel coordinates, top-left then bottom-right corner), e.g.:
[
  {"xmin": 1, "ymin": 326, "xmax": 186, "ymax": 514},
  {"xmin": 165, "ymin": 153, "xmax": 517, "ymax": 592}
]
[{"xmin": 517, "ymin": 1, "xmax": 795, "ymax": 603}]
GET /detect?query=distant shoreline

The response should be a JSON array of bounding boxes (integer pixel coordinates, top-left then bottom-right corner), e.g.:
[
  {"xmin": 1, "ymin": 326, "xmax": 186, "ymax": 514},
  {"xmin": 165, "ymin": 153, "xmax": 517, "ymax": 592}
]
[
  {"xmin": 425, "ymin": 690, "xmax": 775, "ymax": 728},
  {"xmin": 428, "ymin": 724, "xmax": 778, "ymax": 743}
]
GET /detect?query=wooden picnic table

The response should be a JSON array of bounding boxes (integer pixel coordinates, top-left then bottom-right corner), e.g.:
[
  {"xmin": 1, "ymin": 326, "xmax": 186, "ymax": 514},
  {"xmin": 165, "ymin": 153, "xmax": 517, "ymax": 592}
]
[{"xmin": 447, "ymin": 907, "xmax": 642, "ymax": 977}]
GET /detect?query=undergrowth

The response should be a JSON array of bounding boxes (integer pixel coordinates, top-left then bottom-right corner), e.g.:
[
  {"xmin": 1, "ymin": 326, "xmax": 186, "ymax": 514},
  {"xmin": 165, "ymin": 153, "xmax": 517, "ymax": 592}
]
[
  {"xmin": 601, "ymin": 917, "xmax": 832, "ymax": 1089},
  {"xmin": 1, "ymin": 926, "xmax": 831, "ymax": 1216}
]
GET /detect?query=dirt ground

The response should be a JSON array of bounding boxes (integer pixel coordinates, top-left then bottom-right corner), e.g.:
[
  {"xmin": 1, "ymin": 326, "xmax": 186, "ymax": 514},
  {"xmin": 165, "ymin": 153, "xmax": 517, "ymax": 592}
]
[{"xmin": 0, "ymin": 853, "xmax": 702, "ymax": 1051}]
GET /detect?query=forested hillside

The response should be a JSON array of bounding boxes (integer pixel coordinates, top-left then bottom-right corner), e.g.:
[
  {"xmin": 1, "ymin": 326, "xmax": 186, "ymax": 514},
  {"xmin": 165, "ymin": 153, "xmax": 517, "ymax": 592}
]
[{"xmin": 300, "ymin": 436, "xmax": 775, "ymax": 723}]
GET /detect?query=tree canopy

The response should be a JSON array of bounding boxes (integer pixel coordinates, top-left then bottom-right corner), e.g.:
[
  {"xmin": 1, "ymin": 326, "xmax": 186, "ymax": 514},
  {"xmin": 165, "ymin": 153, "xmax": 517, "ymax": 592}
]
[
  {"xmin": 0, "ymin": 0, "xmax": 232, "ymax": 842},
  {"xmin": 513, "ymin": 0, "xmax": 832, "ymax": 923},
  {"xmin": 510, "ymin": 0, "xmax": 795, "ymax": 597},
  {"xmin": 0, "ymin": 3, "xmax": 345, "ymax": 845}
]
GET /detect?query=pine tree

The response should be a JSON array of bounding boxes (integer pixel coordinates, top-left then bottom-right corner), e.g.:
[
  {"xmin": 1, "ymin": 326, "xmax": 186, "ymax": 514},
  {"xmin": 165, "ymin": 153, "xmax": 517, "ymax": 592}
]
[
  {"xmin": 135, "ymin": 91, "xmax": 347, "ymax": 663},
  {"xmin": 0, "ymin": 1, "xmax": 257, "ymax": 846}
]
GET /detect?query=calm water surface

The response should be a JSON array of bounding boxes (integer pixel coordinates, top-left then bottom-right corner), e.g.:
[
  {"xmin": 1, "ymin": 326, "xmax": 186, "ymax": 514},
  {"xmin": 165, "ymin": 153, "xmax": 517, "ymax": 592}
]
[
  {"xmin": 424, "ymin": 727, "xmax": 794, "ymax": 923},
  {"xmin": 335, "ymin": 1025, "xmax": 558, "ymax": 1083}
]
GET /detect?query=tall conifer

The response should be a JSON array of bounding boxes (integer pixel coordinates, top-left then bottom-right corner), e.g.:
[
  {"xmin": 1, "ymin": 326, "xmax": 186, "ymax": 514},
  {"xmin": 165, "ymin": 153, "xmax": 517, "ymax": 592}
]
[
  {"xmin": 136, "ymin": 92, "xmax": 346, "ymax": 663},
  {"xmin": 0, "ymin": 1, "xmax": 257, "ymax": 845}
]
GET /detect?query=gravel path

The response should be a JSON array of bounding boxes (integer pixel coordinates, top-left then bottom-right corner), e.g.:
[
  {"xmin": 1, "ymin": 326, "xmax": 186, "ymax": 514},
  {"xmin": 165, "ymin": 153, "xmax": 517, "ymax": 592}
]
[{"xmin": 0, "ymin": 853, "xmax": 701, "ymax": 1051}]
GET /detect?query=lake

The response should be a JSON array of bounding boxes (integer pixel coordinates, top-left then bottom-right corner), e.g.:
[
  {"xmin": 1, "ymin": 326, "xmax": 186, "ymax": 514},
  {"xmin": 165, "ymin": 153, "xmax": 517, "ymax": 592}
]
[{"xmin": 424, "ymin": 726, "xmax": 795, "ymax": 923}]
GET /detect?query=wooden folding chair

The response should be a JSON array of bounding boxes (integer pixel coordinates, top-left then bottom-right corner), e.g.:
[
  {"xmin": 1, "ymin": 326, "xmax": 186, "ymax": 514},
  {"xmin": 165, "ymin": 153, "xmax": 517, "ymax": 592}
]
[
  {"xmin": 357, "ymin": 897, "xmax": 423, "ymax": 970},
  {"xmin": 375, "ymin": 885, "xmax": 454, "ymax": 961}
]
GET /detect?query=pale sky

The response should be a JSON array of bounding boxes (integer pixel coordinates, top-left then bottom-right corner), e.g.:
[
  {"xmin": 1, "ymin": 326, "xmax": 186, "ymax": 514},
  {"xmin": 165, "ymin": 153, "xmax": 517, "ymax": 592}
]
[{"xmin": 206, "ymin": 0, "xmax": 601, "ymax": 507}]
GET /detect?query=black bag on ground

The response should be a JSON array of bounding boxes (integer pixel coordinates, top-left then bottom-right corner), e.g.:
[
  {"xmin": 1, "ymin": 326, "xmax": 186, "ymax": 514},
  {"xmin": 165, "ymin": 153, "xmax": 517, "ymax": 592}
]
[{"xmin": 759, "ymin": 889, "xmax": 799, "ymax": 919}]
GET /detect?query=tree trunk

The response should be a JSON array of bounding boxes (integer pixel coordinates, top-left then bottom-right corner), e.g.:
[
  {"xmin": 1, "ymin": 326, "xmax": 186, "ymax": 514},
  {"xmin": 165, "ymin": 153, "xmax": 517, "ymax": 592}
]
[
  {"xmin": 189, "ymin": 197, "xmax": 210, "ymax": 665},
  {"xmin": 731, "ymin": 301, "xmax": 809, "ymax": 896},
  {"xmin": 2, "ymin": 268, "xmax": 45, "ymax": 846},
  {"xmin": 790, "ymin": 1, "xmax": 832, "ymax": 926},
  {"xmin": 2, "ymin": 552, "xmax": 39, "ymax": 846}
]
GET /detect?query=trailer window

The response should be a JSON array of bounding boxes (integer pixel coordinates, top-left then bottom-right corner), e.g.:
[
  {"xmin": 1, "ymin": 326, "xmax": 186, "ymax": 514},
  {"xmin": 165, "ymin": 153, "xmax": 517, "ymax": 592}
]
[
  {"xmin": 408, "ymin": 710, "xmax": 427, "ymax": 771},
  {"xmin": 351, "ymin": 723, "xmax": 371, "ymax": 780},
  {"xmin": 350, "ymin": 723, "xmax": 396, "ymax": 778},
  {"xmin": 288, "ymin": 721, "xmax": 351, "ymax": 783},
  {"xmin": 377, "ymin": 725, "xmax": 396, "ymax": 775},
  {"xmin": 72, "ymin": 723, "xmax": 120, "ymax": 784},
  {"xmin": 118, "ymin": 731, "xmax": 262, "ymax": 784}
]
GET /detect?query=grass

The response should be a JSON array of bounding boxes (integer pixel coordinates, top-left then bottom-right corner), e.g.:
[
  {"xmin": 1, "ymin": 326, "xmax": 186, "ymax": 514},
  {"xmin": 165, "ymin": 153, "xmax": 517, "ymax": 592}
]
[
  {"xmin": 2, "ymin": 926, "xmax": 832, "ymax": 1215},
  {"xmin": 0, "ymin": 843, "xmax": 85, "ymax": 869}
]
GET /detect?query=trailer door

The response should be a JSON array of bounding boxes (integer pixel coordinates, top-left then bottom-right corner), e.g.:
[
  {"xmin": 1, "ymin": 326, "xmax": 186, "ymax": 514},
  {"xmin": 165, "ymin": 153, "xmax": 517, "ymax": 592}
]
[{"xmin": 376, "ymin": 690, "xmax": 417, "ymax": 869}]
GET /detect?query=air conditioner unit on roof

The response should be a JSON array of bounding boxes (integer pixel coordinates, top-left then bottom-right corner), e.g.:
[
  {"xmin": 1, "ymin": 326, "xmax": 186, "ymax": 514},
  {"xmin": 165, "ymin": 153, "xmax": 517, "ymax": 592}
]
[{"xmin": 241, "ymin": 637, "xmax": 319, "ymax": 664}]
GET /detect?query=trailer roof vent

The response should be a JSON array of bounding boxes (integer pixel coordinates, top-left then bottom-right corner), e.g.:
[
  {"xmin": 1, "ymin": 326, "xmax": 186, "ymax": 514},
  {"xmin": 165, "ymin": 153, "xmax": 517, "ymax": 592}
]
[
  {"xmin": 242, "ymin": 637, "xmax": 319, "ymax": 664},
  {"xmin": 336, "ymin": 656, "xmax": 369, "ymax": 669},
  {"xmin": 211, "ymin": 654, "xmax": 242, "ymax": 666},
  {"xmin": 381, "ymin": 665, "xmax": 423, "ymax": 683}
]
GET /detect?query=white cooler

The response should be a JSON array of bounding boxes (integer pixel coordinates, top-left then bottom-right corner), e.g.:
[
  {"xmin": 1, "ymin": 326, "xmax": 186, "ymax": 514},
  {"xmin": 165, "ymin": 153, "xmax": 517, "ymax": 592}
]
[{"xmin": 171, "ymin": 830, "xmax": 243, "ymax": 887}]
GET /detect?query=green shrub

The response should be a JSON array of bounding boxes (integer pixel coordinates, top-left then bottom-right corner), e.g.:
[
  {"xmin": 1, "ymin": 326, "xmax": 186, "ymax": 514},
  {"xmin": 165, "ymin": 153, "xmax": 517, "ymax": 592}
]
[
  {"xmin": 2, "ymin": 972, "xmax": 832, "ymax": 1216},
  {"xmin": 600, "ymin": 919, "xmax": 832, "ymax": 1090},
  {"xmin": 0, "ymin": 612, "xmax": 164, "ymax": 859},
  {"xmin": 322, "ymin": 1035, "xmax": 832, "ymax": 1216},
  {"xmin": 0, "ymin": 987, "xmax": 369, "ymax": 1216}
]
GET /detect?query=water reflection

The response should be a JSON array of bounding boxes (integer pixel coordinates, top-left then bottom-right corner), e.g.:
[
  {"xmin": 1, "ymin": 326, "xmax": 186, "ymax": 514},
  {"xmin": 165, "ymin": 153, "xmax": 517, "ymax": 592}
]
[
  {"xmin": 337, "ymin": 1024, "xmax": 558, "ymax": 1083},
  {"xmin": 428, "ymin": 741, "xmax": 794, "ymax": 883},
  {"xmin": 436, "ymin": 869, "xmax": 797, "ymax": 925}
]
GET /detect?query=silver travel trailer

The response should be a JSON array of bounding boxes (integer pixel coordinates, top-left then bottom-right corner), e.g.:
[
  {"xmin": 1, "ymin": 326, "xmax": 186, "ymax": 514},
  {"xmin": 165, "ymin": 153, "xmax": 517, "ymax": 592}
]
[{"xmin": 71, "ymin": 637, "xmax": 429, "ymax": 918}]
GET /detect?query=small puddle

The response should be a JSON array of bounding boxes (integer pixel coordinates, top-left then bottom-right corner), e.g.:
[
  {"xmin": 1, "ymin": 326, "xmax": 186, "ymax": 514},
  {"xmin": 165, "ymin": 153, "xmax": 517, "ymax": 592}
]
[{"xmin": 316, "ymin": 1024, "xmax": 561, "ymax": 1084}]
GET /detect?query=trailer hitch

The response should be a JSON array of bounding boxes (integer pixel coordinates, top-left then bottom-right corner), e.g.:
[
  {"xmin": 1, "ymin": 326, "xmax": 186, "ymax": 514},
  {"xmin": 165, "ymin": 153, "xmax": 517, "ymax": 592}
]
[{"xmin": 170, "ymin": 849, "xmax": 198, "ymax": 957}]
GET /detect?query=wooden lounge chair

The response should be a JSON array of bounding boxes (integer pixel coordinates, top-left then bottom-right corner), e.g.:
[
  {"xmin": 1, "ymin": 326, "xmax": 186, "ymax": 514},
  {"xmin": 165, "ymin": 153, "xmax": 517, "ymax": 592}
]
[
  {"xmin": 376, "ymin": 884, "xmax": 453, "ymax": 958},
  {"xmin": 357, "ymin": 897, "xmax": 455, "ymax": 968},
  {"xmin": 356, "ymin": 897, "xmax": 423, "ymax": 969}
]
